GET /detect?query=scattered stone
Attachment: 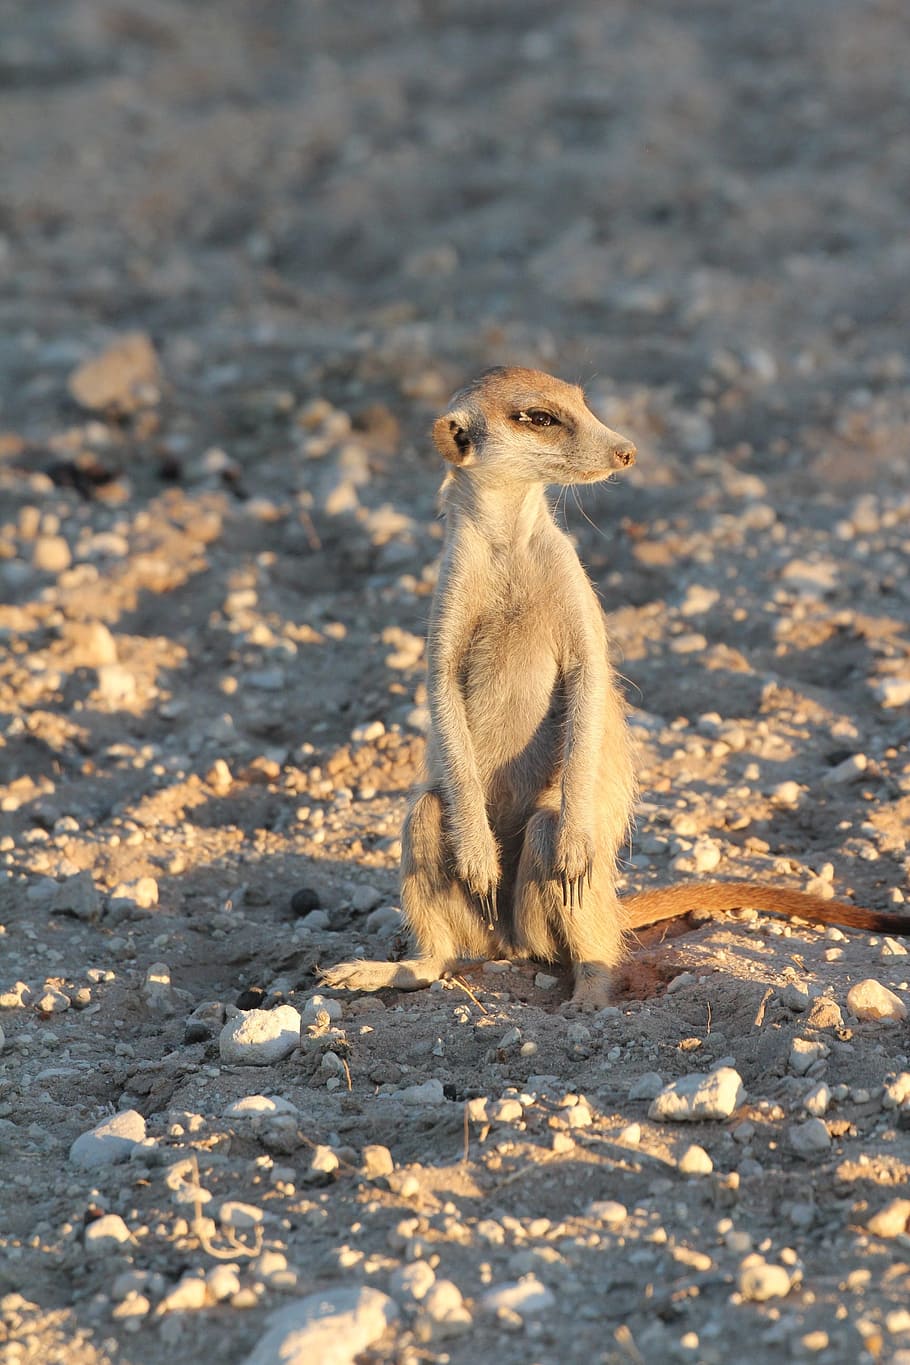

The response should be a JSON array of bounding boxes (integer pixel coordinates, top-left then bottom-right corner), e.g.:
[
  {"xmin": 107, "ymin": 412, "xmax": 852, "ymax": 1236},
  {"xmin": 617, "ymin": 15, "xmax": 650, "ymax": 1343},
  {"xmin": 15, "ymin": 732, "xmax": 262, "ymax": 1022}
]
[
  {"xmin": 32, "ymin": 535, "xmax": 72, "ymax": 574},
  {"xmin": 290, "ymin": 886, "xmax": 321, "ymax": 916},
  {"xmin": 846, "ymin": 979, "xmax": 907, "ymax": 1023},
  {"xmin": 678, "ymin": 1143, "xmax": 713, "ymax": 1175},
  {"xmin": 629, "ymin": 1071, "xmax": 664, "ymax": 1101},
  {"xmin": 110, "ymin": 877, "xmax": 158, "ymax": 910},
  {"xmin": 142, "ymin": 962, "xmax": 180, "ymax": 1015},
  {"xmin": 240, "ymin": 1287, "xmax": 398, "ymax": 1365},
  {"xmin": 875, "ymin": 677, "xmax": 910, "ymax": 709},
  {"xmin": 789, "ymin": 1038, "xmax": 827, "ymax": 1075},
  {"xmin": 395, "ymin": 1079, "xmax": 446, "ymax": 1104},
  {"xmin": 390, "ymin": 1260, "xmax": 436, "ymax": 1302},
  {"xmin": 70, "ymin": 1110, "xmax": 148, "ymax": 1168},
  {"xmin": 96, "ymin": 665, "xmax": 138, "ymax": 707},
  {"xmin": 251, "ymin": 1251, "xmax": 297, "ymax": 1292},
  {"xmin": 302, "ymin": 1145, "xmax": 339, "ymax": 1184},
  {"xmin": 361, "ymin": 1145, "xmax": 394, "ymax": 1179},
  {"xmin": 534, "ymin": 972, "xmax": 558, "ymax": 990},
  {"xmin": 206, "ymin": 759, "xmax": 233, "ymax": 793},
  {"xmin": 488, "ymin": 1098, "xmax": 523, "ymax": 1124},
  {"xmin": 822, "ymin": 753, "xmax": 867, "ymax": 784},
  {"xmin": 68, "ymin": 332, "xmax": 161, "ymax": 413},
  {"xmin": 46, "ymin": 872, "xmax": 101, "ymax": 923},
  {"xmin": 35, "ymin": 986, "xmax": 70, "ymax": 1014},
  {"xmin": 781, "ymin": 983, "xmax": 810, "ymax": 1012},
  {"xmin": 219, "ymin": 1005, "xmax": 301, "ymax": 1065},
  {"xmin": 586, "ymin": 1200, "xmax": 627, "ymax": 1227},
  {"xmin": 302, "ymin": 995, "xmax": 342, "ymax": 1024},
  {"xmin": 84, "ymin": 1214, "xmax": 132, "ymax": 1258},
  {"xmin": 480, "ymin": 1276, "xmax": 555, "ymax": 1318},
  {"xmin": 219, "ymin": 1201, "xmax": 264, "ymax": 1230},
  {"xmin": 649, "ymin": 1067, "xmax": 745, "ymax": 1121},
  {"xmin": 156, "ymin": 1274, "xmax": 208, "ymax": 1314},
  {"xmin": 350, "ymin": 884, "xmax": 383, "ymax": 913},
  {"xmin": 788, "ymin": 1118, "xmax": 832, "ymax": 1158},
  {"xmin": 805, "ymin": 996, "xmax": 843, "ymax": 1030},
  {"xmin": 416, "ymin": 1280, "xmax": 472, "ymax": 1339},
  {"xmin": 207, "ymin": 1266, "xmax": 242, "ymax": 1302},
  {"xmin": 738, "ymin": 1258, "xmax": 792, "ymax": 1302},
  {"xmin": 866, "ymin": 1199, "xmax": 910, "ymax": 1239},
  {"xmin": 184, "ymin": 1000, "xmax": 226, "ymax": 1044},
  {"xmin": 882, "ymin": 1074, "xmax": 910, "ymax": 1110},
  {"xmin": 802, "ymin": 1083, "xmax": 831, "ymax": 1117}
]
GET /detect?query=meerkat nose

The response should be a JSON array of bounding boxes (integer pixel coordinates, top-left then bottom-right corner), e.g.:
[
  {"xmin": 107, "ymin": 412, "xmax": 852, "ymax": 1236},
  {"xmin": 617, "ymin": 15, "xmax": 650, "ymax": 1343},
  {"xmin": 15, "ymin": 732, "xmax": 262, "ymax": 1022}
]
[{"xmin": 613, "ymin": 444, "xmax": 637, "ymax": 468}]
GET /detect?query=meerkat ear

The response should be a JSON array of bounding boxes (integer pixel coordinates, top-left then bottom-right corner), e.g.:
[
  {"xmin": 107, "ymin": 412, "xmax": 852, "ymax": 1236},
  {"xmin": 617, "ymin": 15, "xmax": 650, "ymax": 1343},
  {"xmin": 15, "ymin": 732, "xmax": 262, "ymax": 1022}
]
[{"xmin": 432, "ymin": 411, "xmax": 477, "ymax": 466}]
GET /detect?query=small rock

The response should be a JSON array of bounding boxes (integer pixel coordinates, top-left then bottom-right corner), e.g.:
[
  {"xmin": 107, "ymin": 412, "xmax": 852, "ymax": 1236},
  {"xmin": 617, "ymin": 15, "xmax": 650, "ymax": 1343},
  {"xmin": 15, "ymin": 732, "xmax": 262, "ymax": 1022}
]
[
  {"xmin": 802, "ymin": 1083, "xmax": 831, "ymax": 1117},
  {"xmin": 788, "ymin": 1118, "xmax": 831, "ymax": 1158},
  {"xmin": 302, "ymin": 995, "xmax": 342, "ymax": 1024},
  {"xmin": 35, "ymin": 987, "xmax": 70, "ymax": 1013},
  {"xmin": 417, "ymin": 1280, "xmax": 472, "ymax": 1339},
  {"xmin": 738, "ymin": 1259, "xmax": 792, "ymax": 1302},
  {"xmin": 47, "ymin": 871, "xmax": 100, "ymax": 922},
  {"xmin": 96, "ymin": 665, "xmax": 138, "ymax": 707},
  {"xmin": 302, "ymin": 1145, "xmax": 339, "ymax": 1184},
  {"xmin": 32, "ymin": 535, "xmax": 72, "ymax": 574},
  {"xmin": 866, "ymin": 1199, "xmax": 910, "ymax": 1239},
  {"xmin": 395, "ymin": 1079, "xmax": 446, "ymax": 1104},
  {"xmin": 875, "ymin": 677, "xmax": 910, "ymax": 709},
  {"xmin": 206, "ymin": 759, "xmax": 233, "ymax": 793},
  {"xmin": 206, "ymin": 1266, "xmax": 242, "ymax": 1302},
  {"xmin": 822, "ymin": 754, "xmax": 867, "ymax": 784},
  {"xmin": 84, "ymin": 1214, "xmax": 132, "ymax": 1258},
  {"xmin": 649, "ymin": 1067, "xmax": 745, "ymax": 1121},
  {"xmin": 781, "ymin": 983, "xmax": 810, "ymax": 1012},
  {"xmin": 142, "ymin": 962, "xmax": 180, "ymax": 1016},
  {"xmin": 157, "ymin": 1274, "xmax": 208, "ymax": 1314},
  {"xmin": 110, "ymin": 876, "xmax": 158, "ymax": 910},
  {"xmin": 68, "ymin": 332, "xmax": 160, "ymax": 413},
  {"xmin": 488, "ymin": 1098, "xmax": 523, "ymax": 1124},
  {"xmin": 629, "ymin": 1071, "xmax": 664, "ymax": 1101},
  {"xmin": 534, "ymin": 972, "xmax": 558, "ymax": 990},
  {"xmin": 70, "ymin": 1110, "xmax": 147, "ymax": 1169},
  {"xmin": 480, "ymin": 1276, "xmax": 555, "ymax": 1318},
  {"xmin": 586, "ymin": 1200, "xmax": 627, "ymax": 1227},
  {"xmin": 390, "ymin": 1261, "xmax": 436, "ymax": 1302},
  {"xmin": 882, "ymin": 1074, "xmax": 910, "ymax": 1110},
  {"xmin": 846, "ymin": 979, "xmax": 907, "ymax": 1023},
  {"xmin": 219, "ymin": 1005, "xmax": 301, "ymax": 1065},
  {"xmin": 219, "ymin": 1201, "xmax": 264, "ymax": 1230},
  {"xmin": 361, "ymin": 1144, "xmax": 394, "ymax": 1179},
  {"xmin": 789, "ymin": 1038, "xmax": 827, "ymax": 1075},
  {"xmin": 239, "ymin": 1287, "xmax": 398, "ymax": 1365},
  {"xmin": 805, "ymin": 996, "xmax": 843, "ymax": 1030},
  {"xmin": 290, "ymin": 886, "xmax": 321, "ymax": 916},
  {"xmin": 678, "ymin": 1144, "xmax": 713, "ymax": 1175},
  {"xmin": 350, "ymin": 884, "xmax": 383, "ymax": 913},
  {"xmin": 184, "ymin": 1000, "xmax": 226, "ymax": 1044},
  {"xmin": 771, "ymin": 781, "xmax": 802, "ymax": 807}
]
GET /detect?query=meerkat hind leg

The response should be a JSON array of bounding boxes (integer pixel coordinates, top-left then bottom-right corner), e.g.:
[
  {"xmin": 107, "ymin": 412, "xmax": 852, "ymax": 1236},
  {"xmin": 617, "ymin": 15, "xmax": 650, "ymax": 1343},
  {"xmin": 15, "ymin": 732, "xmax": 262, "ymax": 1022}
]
[
  {"xmin": 514, "ymin": 806, "xmax": 627, "ymax": 1010},
  {"xmin": 322, "ymin": 790, "xmax": 502, "ymax": 994}
]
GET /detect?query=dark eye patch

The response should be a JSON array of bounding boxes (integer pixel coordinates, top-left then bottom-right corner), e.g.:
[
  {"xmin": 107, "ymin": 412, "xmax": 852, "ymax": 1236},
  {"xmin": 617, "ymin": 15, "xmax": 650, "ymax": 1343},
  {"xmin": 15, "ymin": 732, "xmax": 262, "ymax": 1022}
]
[{"xmin": 512, "ymin": 409, "xmax": 560, "ymax": 428}]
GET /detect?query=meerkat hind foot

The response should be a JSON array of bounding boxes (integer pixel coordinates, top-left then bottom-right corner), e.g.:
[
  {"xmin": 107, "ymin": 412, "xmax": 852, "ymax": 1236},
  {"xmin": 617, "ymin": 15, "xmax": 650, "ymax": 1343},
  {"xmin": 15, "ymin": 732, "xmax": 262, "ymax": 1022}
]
[
  {"xmin": 319, "ymin": 956, "xmax": 447, "ymax": 994},
  {"xmin": 569, "ymin": 962, "xmax": 616, "ymax": 1012}
]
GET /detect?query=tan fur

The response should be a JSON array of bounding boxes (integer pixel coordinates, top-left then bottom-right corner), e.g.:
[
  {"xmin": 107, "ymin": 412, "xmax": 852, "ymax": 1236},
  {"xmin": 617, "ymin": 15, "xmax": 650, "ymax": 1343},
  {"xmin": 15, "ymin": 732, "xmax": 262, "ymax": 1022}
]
[{"xmin": 322, "ymin": 367, "xmax": 909, "ymax": 1008}]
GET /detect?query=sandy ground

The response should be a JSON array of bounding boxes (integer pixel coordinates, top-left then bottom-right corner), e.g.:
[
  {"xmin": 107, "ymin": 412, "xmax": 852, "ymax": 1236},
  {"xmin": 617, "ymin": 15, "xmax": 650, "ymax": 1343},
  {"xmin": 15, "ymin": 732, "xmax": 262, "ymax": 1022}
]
[{"xmin": 1, "ymin": 1, "xmax": 910, "ymax": 1362}]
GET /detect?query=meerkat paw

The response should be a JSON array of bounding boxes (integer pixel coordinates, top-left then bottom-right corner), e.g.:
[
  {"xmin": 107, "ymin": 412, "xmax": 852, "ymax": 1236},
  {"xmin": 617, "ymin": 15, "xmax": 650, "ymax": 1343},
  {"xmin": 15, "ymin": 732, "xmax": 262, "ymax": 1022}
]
[
  {"xmin": 553, "ymin": 825, "xmax": 595, "ymax": 910},
  {"xmin": 569, "ymin": 963, "xmax": 613, "ymax": 1011},
  {"xmin": 454, "ymin": 826, "xmax": 501, "ymax": 926}
]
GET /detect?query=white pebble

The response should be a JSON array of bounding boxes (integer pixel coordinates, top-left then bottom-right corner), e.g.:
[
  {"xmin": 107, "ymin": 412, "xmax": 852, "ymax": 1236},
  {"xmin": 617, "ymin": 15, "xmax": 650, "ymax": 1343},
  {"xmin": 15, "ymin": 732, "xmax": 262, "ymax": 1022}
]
[
  {"xmin": 649, "ymin": 1067, "xmax": 745, "ymax": 1122},
  {"xmin": 866, "ymin": 1200, "xmax": 910, "ymax": 1239},
  {"xmin": 219, "ymin": 1005, "xmax": 301, "ymax": 1065},
  {"xmin": 586, "ymin": 1200, "xmax": 627, "ymax": 1227},
  {"xmin": 738, "ymin": 1259, "xmax": 792, "ymax": 1302},
  {"xmin": 678, "ymin": 1144, "xmax": 713, "ymax": 1175},
  {"xmin": 239, "ymin": 1287, "xmax": 398, "ymax": 1365},
  {"xmin": 802, "ymin": 1083, "xmax": 831, "ymax": 1116},
  {"xmin": 479, "ymin": 1276, "xmax": 555, "ymax": 1318},
  {"xmin": 70, "ymin": 1110, "xmax": 147, "ymax": 1169},
  {"xmin": 395, "ymin": 1079, "xmax": 446, "ymax": 1104},
  {"xmin": 84, "ymin": 1214, "xmax": 132, "ymax": 1258},
  {"xmin": 846, "ymin": 979, "xmax": 907, "ymax": 1023},
  {"xmin": 788, "ymin": 1118, "xmax": 831, "ymax": 1157}
]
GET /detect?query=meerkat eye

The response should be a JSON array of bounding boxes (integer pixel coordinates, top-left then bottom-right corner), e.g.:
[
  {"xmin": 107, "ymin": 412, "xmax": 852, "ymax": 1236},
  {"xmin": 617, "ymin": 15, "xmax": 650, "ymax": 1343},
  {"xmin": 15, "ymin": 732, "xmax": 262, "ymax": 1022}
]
[{"xmin": 513, "ymin": 409, "xmax": 560, "ymax": 428}]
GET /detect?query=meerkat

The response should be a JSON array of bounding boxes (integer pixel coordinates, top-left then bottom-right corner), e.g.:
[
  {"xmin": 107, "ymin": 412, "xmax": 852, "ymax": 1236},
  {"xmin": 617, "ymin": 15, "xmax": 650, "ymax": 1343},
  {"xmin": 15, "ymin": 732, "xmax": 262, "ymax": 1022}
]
[{"xmin": 322, "ymin": 367, "xmax": 909, "ymax": 1008}]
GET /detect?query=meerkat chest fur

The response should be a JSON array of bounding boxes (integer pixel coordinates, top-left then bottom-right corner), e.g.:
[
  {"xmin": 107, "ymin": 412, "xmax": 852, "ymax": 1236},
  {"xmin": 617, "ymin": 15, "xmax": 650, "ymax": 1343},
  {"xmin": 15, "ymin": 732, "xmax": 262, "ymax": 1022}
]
[{"xmin": 433, "ymin": 507, "xmax": 601, "ymax": 789}]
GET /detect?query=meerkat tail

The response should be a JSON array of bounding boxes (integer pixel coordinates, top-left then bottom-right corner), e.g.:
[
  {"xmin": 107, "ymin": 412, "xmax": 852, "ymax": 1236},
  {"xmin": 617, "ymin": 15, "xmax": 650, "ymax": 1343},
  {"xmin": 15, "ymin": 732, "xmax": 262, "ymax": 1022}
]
[{"xmin": 623, "ymin": 881, "xmax": 910, "ymax": 936}]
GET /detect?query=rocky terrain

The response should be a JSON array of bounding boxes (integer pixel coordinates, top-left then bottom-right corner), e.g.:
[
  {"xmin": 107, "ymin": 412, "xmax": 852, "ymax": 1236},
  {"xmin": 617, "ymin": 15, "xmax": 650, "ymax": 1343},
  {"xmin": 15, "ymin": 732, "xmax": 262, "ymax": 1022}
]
[{"xmin": 1, "ymin": 1, "xmax": 909, "ymax": 1362}]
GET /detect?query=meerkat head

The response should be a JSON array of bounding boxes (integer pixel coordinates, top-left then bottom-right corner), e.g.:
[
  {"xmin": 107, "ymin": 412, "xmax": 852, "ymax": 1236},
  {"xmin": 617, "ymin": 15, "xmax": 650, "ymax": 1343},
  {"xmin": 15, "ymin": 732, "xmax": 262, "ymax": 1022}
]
[{"xmin": 432, "ymin": 366, "xmax": 636, "ymax": 487}]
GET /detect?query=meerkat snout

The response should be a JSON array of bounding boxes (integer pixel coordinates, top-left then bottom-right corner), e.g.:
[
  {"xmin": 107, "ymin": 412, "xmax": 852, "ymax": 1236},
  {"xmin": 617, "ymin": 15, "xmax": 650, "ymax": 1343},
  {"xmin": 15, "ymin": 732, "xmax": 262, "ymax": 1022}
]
[{"xmin": 612, "ymin": 443, "xmax": 636, "ymax": 468}]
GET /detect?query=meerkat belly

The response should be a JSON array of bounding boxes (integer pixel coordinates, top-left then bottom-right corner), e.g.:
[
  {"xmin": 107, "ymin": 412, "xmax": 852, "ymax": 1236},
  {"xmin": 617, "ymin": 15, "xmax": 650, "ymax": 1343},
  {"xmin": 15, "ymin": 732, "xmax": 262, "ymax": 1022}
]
[{"xmin": 462, "ymin": 616, "xmax": 564, "ymax": 796}]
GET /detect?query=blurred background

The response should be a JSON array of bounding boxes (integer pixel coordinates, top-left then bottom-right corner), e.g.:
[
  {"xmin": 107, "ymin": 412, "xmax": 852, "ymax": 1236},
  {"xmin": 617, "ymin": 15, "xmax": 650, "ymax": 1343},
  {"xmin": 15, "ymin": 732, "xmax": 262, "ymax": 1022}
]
[{"xmin": 2, "ymin": 0, "xmax": 909, "ymax": 484}]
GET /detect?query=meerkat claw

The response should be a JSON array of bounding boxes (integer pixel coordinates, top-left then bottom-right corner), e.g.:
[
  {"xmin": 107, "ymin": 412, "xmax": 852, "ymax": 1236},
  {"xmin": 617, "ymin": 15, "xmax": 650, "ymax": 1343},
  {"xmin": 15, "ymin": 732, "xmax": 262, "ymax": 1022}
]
[
  {"xmin": 577, "ymin": 874, "xmax": 584, "ymax": 910},
  {"xmin": 587, "ymin": 859, "xmax": 593, "ymax": 890}
]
